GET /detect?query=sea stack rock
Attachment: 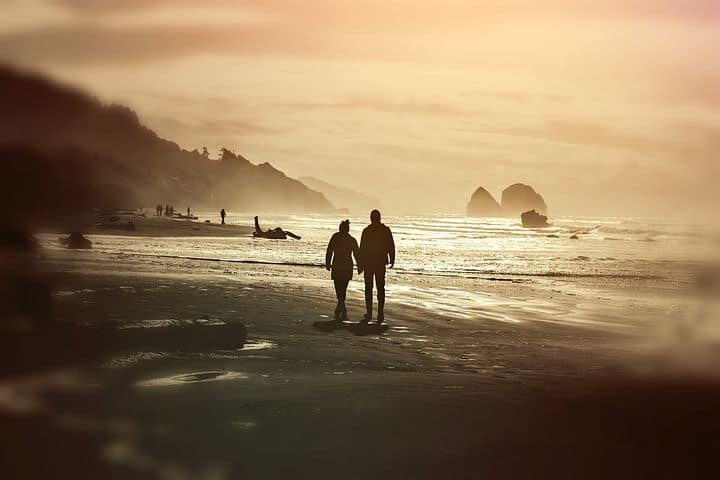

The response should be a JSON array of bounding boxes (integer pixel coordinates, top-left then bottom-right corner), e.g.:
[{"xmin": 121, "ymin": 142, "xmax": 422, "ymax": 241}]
[
  {"xmin": 521, "ymin": 210, "xmax": 549, "ymax": 228},
  {"xmin": 466, "ymin": 187, "xmax": 502, "ymax": 217},
  {"xmin": 501, "ymin": 183, "xmax": 547, "ymax": 216}
]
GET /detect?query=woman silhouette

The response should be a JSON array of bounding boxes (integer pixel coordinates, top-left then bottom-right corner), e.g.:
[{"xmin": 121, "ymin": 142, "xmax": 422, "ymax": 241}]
[{"xmin": 325, "ymin": 219, "xmax": 360, "ymax": 321}]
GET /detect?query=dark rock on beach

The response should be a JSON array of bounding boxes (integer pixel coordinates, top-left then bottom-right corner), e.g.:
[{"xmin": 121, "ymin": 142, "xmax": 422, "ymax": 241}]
[{"xmin": 60, "ymin": 232, "xmax": 92, "ymax": 249}]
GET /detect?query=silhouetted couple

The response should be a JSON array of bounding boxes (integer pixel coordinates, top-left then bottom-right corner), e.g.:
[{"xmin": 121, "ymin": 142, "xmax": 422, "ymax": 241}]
[{"xmin": 325, "ymin": 210, "xmax": 395, "ymax": 324}]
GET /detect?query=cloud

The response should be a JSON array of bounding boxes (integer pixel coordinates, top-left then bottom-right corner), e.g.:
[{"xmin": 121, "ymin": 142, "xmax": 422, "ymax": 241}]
[
  {"xmin": 3, "ymin": 0, "xmax": 720, "ymax": 73},
  {"xmin": 55, "ymin": 0, "xmax": 240, "ymax": 9},
  {"xmin": 0, "ymin": 23, "xmax": 321, "ymax": 65},
  {"xmin": 148, "ymin": 116, "xmax": 282, "ymax": 138},
  {"xmin": 284, "ymin": 96, "xmax": 473, "ymax": 118},
  {"xmin": 282, "ymin": 92, "xmax": 573, "ymax": 124},
  {"xmin": 449, "ymin": 119, "xmax": 720, "ymax": 165},
  {"xmin": 52, "ymin": 0, "xmax": 720, "ymax": 23},
  {"xmin": 360, "ymin": 141, "xmax": 560, "ymax": 172}
]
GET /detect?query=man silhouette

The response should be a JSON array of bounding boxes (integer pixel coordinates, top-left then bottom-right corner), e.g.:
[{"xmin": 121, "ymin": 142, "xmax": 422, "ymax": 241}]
[{"xmin": 359, "ymin": 209, "xmax": 395, "ymax": 324}]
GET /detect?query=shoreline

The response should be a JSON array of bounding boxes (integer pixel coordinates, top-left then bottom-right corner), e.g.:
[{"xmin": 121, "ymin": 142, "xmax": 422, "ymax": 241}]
[
  {"xmin": 41, "ymin": 213, "xmax": 254, "ymax": 238},
  {"xmin": 27, "ymin": 247, "xmax": 684, "ymax": 366}
]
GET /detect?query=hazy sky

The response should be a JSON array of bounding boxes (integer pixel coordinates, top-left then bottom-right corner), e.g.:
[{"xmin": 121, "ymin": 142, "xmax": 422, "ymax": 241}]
[{"xmin": 2, "ymin": 0, "xmax": 719, "ymax": 216}]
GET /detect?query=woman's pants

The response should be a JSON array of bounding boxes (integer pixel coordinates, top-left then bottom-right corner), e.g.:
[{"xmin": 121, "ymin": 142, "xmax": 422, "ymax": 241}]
[{"xmin": 334, "ymin": 279, "xmax": 349, "ymax": 319}]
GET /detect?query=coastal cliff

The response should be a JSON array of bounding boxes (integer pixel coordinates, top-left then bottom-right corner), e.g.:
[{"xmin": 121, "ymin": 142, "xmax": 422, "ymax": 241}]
[{"xmin": 0, "ymin": 65, "xmax": 335, "ymax": 215}]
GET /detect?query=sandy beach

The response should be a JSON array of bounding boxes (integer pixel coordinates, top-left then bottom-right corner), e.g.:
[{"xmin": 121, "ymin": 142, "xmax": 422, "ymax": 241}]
[
  {"xmin": 2, "ymin": 239, "xmax": 719, "ymax": 479},
  {"xmin": 2, "ymin": 6, "xmax": 719, "ymax": 477},
  {"xmin": 44, "ymin": 213, "xmax": 254, "ymax": 238}
]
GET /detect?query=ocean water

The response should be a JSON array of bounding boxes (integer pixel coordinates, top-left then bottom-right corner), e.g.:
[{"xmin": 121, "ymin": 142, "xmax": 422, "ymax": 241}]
[
  {"xmin": 41, "ymin": 211, "xmax": 720, "ymax": 322},
  {"xmin": 41, "ymin": 214, "xmax": 718, "ymax": 298}
]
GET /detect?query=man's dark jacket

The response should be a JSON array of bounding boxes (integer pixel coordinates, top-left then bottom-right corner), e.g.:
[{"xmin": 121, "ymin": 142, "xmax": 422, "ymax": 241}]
[{"xmin": 359, "ymin": 223, "xmax": 395, "ymax": 272}]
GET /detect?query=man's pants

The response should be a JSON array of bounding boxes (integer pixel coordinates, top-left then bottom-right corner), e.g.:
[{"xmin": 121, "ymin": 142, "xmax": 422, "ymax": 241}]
[{"xmin": 364, "ymin": 268, "xmax": 386, "ymax": 316}]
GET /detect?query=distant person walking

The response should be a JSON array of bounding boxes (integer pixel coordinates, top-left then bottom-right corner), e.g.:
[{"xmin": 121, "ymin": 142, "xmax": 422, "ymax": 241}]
[
  {"xmin": 220, "ymin": 209, "xmax": 226, "ymax": 224},
  {"xmin": 325, "ymin": 220, "xmax": 360, "ymax": 321},
  {"xmin": 359, "ymin": 209, "xmax": 395, "ymax": 324}
]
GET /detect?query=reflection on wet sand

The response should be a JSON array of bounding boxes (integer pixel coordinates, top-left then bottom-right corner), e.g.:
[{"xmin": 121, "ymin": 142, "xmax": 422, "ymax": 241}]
[{"xmin": 136, "ymin": 371, "xmax": 248, "ymax": 387}]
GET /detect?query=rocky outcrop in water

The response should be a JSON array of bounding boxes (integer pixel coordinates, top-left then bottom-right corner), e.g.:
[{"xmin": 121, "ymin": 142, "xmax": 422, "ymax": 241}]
[
  {"xmin": 521, "ymin": 210, "xmax": 549, "ymax": 228},
  {"xmin": 467, "ymin": 183, "xmax": 548, "ymax": 218},
  {"xmin": 466, "ymin": 187, "xmax": 502, "ymax": 217},
  {"xmin": 501, "ymin": 184, "xmax": 547, "ymax": 216}
]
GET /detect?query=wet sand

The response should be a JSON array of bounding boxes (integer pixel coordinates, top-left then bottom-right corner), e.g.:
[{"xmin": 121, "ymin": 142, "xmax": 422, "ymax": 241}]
[
  {"xmin": 47, "ymin": 213, "xmax": 254, "ymax": 238},
  {"xmin": 1, "ymin": 249, "xmax": 719, "ymax": 479}
]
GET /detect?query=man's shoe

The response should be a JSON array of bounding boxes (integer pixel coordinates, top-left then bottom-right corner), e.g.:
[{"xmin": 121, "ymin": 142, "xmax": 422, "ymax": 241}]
[
  {"xmin": 361, "ymin": 313, "xmax": 371, "ymax": 324},
  {"xmin": 376, "ymin": 312, "xmax": 384, "ymax": 324}
]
